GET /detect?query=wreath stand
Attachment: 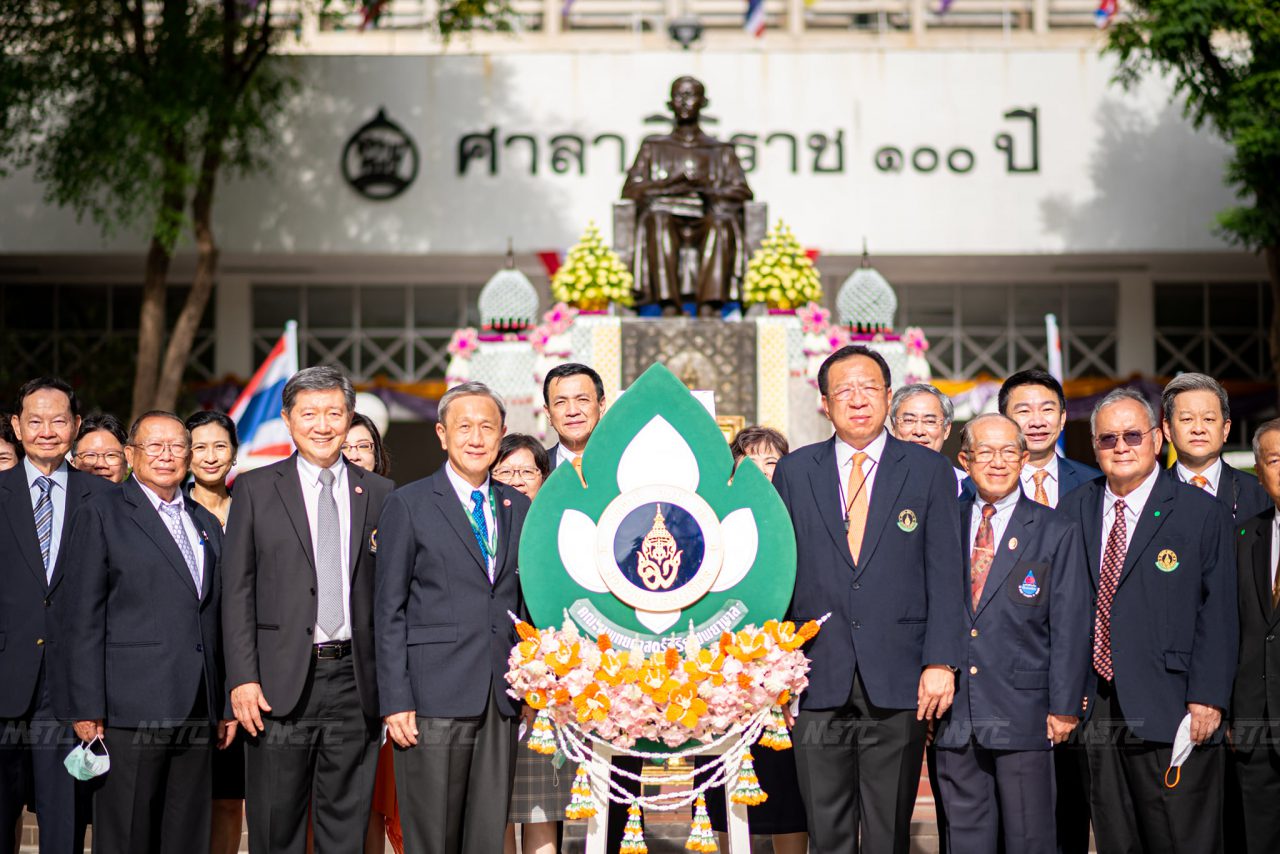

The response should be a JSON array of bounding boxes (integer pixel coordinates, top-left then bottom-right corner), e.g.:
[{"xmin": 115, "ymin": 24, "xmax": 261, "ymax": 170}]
[{"xmin": 582, "ymin": 741, "xmax": 753, "ymax": 854}]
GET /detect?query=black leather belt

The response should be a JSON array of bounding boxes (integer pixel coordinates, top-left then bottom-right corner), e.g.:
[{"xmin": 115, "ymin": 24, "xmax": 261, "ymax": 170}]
[{"xmin": 314, "ymin": 641, "xmax": 352, "ymax": 660}]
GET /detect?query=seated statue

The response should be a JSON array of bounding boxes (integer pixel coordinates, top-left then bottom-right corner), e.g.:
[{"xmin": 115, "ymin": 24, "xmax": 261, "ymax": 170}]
[{"xmin": 621, "ymin": 76, "xmax": 754, "ymax": 317}]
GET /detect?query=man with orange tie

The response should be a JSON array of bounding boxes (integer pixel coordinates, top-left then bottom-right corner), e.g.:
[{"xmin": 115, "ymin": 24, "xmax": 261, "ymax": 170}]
[
  {"xmin": 774, "ymin": 344, "xmax": 964, "ymax": 854},
  {"xmin": 1059, "ymin": 387, "xmax": 1236, "ymax": 854},
  {"xmin": 1160, "ymin": 372, "xmax": 1269, "ymax": 524},
  {"xmin": 543, "ymin": 363, "xmax": 604, "ymax": 476}
]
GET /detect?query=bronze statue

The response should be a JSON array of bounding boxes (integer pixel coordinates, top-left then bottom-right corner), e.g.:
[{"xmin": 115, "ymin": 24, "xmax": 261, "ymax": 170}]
[{"xmin": 622, "ymin": 77, "xmax": 753, "ymax": 317}]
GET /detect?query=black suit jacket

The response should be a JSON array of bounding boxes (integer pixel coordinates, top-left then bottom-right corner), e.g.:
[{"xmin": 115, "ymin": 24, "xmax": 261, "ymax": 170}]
[
  {"xmin": 936, "ymin": 494, "xmax": 1091, "ymax": 751},
  {"xmin": 1163, "ymin": 459, "xmax": 1272, "ymax": 525},
  {"xmin": 54, "ymin": 478, "xmax": 224, "ymax": 727},
  {"xmin": 1060, "ymin": 472, "xmax": 1238, "ymax": 742},
  {"xmin": 773, "ymin": 433, "xmax": 965, "ymax": 710},
  {"xmin": 0, "ymin": 463, "xmax": 111, "ymax": 718},
  {"xmin": 960, "ymin": 455, "xmax": 1102, "ymax": 507},
  {"xmin": 1231, "ymin": 506, "xmax": 1280, "ymax": 754},
  {"xmin": 221, "ymin": 455, "xmax": 394, "ymax": 720},
  {"xmin": 375, "ymin": 465, "xmax": 530, "ymax": 719}
]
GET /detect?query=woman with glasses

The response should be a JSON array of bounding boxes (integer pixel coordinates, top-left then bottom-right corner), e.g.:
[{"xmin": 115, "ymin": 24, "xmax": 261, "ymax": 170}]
[
  {"xmin": 342, "ymin": 413, "xmax": 392, "ymax": 478},
  {"xmin": 72, "ymin": 413, "xmax": 129, "ymax": 483},
  {"xmin": 184, "ymin": 410, "xmax": 244, "ymax": 854},
  {"xmin": 491, "ymin": 434, "xmax": 568, "ymax": 854}
]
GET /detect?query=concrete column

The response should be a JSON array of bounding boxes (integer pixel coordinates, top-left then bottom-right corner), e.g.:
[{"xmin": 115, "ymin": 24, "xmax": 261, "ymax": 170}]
[
  {"xmin": 788, "ymin": 0, "xmax": 804, "ymax": 36},
  {"xmin": 1115, "ymin": 273, "xmax": 1155, "ymax": 377},
  {"xmin": 214, "ymin": 276, "xmax": 253, "ymax": 378},
  {"xmin": 543, "ymin": 0, "xmax": 562, "ymax": 36}
]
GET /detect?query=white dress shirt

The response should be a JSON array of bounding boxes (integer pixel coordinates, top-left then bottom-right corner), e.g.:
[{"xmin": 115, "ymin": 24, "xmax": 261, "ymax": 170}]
[
  {"xmin": 25, "ymin": 458, "xmax": 68, "ymax": 580},
  {"xmin": 446, "ymin": 462, "xmax": 497, "ymax": 580},
  {"xmin": 1175, "ymin": 458, "xmax": 1222, "ymax": 496},
  {"xmin": 1270, "ymin": 514, "xmax": 1280, "ymax": 589},
  {"xmin": 297, "ymin": 455, "xmax": 352, "ymax": 643},
  {"xmin": 953, "ymin": 467, "xmax": 966, "ymax": 497},
  {"xmin": 969, "ymin": 487, "xmax": 1021, "ymax": 552},
  {"xmin": 835, "ymin": 430, "xmax": 889, "ymax": 516},
  {"xmin": 1102, "ymin": 466, "xmax": 1162, "ymax": 554},
  {"xmin": 1020, "ymin": 455, "xmax": 1060, "ymax": 508},
  {"xmin": 554, "ymin": 443, "xmax": 579, "ymax": 471},
  {"xmin": 136, "ymin": 477, "xmax": 206, "ymax": 590}
]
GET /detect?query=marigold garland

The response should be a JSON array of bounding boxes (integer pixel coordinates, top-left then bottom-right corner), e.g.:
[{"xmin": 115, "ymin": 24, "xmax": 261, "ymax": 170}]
[
  {"xmin": 550, "ymin": 222, "xmax": 635, "ymax": 310},
  {"xmin": 758, "ymin": 706, "xmax": 793, "ymax": 751},
  {"xmin": 527, "ymin": 709, "xmax": 558, "ymax": 755},
  {"xmin": 564, "ymin": 764, "xmax": 598, "ymax": 820},
  {"xmin": 685, "ymin": 794, "xmax": 717, "ymax": 852},
  {"xmin": 744, "ymin": 220, "xmax": 822, "ymax": 309},
  {"xmin": 731, "ymin": 751, "xmax": 768, "ymax": 806},
  {"xmin": 620, "ymin": 802, "xmax": 648, "ymax": 853}
]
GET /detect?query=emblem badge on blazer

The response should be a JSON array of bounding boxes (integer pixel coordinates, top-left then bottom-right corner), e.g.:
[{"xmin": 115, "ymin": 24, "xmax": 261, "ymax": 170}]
[
  {"xmin": 1155, "ymin": 549, "xmax": 1179, "ymax": 572},
  {"xmin": 896, "ymin": 509, "xmax": 918, "ymax": 533},
  {"xmin": 1008, "ymin": 537, "xmax": 1018, "ymax": 551},
  {"xmin": 1018, "ymin": 571, "xmax": 1040, "ymax": 597},
  {"xmin": 369, "ymin": 528, "xmax": 378, "ymax": 555}
]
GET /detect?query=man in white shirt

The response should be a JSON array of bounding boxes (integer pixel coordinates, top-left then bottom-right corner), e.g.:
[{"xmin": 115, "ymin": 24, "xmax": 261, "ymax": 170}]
[
  {"xmin": 543, "ymin": 362, "xmax": 604, "ymax": 474},
  {"xmin": 889, "ymin": 383, "xmax": 963, "ymax": 493},
  {"xmin": 1059, "ymin": 387, "xmax": 1236, "ymax": 854}
]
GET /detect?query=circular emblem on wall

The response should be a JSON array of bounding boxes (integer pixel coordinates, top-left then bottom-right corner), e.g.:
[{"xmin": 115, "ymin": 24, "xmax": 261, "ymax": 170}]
[{"xmin": 342, "ymin": 108, "xmax": 419, "ymax": 201}]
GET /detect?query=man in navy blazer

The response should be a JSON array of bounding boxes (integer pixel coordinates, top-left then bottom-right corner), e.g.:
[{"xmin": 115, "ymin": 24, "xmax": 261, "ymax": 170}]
[
  {"xmin": 377, "ymin": 381, "xmax": 531, "ymax": 854},
  {"xmin": 543, "ymin": 362, "xmax": 605, "ymax": 473},
  {"xmin": 0, "ymin": 377, "xmax": 109, "ymax": 854},
  {"xmin": 1059, "ymin": 387, "xmax": 1236, "ymax": 854},
  {"xmin": 773, "ymin": 345, "xmax": 964, "ymax": 854},
  {"xmin": 935, "ymin": 414, "xmax": 1091, "ymax": 854},
  {"xmin": 1160, "ymin": 372, "xmax": 1270, "ymax": 524},
  {"xmin": 55, "ymin": 411, "xmax": 232, "ymax": 854}
]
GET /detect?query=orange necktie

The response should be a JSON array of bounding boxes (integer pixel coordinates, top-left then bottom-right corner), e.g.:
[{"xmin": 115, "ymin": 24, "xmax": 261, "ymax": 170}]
[
  {"xmin": 571, "ymin": 455, "xmax": 585, "ymax": 487},
  {"xmin": 1190, "ymin": 475, "xmax": 1209, "ymax": 490},
  {"xmin": 846, "ymin": 452, "xmax": 869, "ymax": 564},
  {"xmin": 1031, "ymin": 469, "xmax": 1050, "ymax": 506}
]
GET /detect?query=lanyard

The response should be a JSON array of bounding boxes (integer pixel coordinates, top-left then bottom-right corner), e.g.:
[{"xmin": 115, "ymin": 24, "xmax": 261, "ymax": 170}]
[
  {"xmin": 465, "ymin": 486, "xmax": 498, "ymax": 559},
  {"xmin": 837, "ymin": 455, "xmax": 877, "ymax": 531}
]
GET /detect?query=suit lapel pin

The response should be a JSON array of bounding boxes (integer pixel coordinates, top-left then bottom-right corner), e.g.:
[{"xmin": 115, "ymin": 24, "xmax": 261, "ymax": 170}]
[
  {"xmin": 1155, "ymin": 548, "xmax": 1179, "ymax": 572},
  {"xmin": 504, "ymin": 498, "xmax": 512, "ymax": 507},
  {"xmin": 1008, "ymin": 537, "xmax": 1018, "ymax": 550},
  {"xmin": 369, "ymin": 528, "xmax": 378, "ymax": 554},
  {"xmin": 896, "ymin": 509, "xmax": 918, "ymax": 532},
  {"xmin": 355, "ymin": 485, "xmax": 364, "ymax": 494}
]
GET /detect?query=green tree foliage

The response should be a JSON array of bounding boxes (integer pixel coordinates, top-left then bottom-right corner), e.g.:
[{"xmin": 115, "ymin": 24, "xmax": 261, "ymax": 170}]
[{"xmin": 1105, "ymin": 0, "xmax": 1280, "ymax": 386}]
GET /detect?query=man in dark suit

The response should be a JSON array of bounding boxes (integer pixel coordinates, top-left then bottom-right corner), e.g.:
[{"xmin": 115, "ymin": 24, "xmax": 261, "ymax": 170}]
[
  {"xmin": 1229, "ymin": 418, "xmax": 1280, "ymax": 852},
  {"xmin": 1161, "ymin": 372, "xmax": 1270, "ymax": 524},
  {"xmin": 222, "ymin": 366, "xmax": 394, "ymax": 854},
  {"xmin": 0, "ymin": 377, "xmax": 108, "ymax": 854},
  {"xmin": 543, "ymin": 362, "xmax": 605, "ymax": 473},
  {"xmin": 773, "ymin": 344, "xmax": 964, "ymax": 854},
  {"xmin": 935, "ymin": 414, "xmax": 1091, "ymax": 854},
  {"xmin": 55, "ymin": 411, "xmax": 232, "ymax": 854},
  {"xmin": 1060, "ymin": 387, "xmax": 1236, "ymax": 854},
  {"xmin": 376, "ymin": 381, "xmax": 530, "ymax": 854},
  {"xmin": 963, "ymin": 370, "xmax": 1101, "ymax": 508}
]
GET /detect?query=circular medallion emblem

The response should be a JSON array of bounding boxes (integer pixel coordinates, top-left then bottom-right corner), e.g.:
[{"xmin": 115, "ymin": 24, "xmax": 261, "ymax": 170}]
[{"xmin": 595, "ymin": 484, "xmax": 724, "ymax": 612}]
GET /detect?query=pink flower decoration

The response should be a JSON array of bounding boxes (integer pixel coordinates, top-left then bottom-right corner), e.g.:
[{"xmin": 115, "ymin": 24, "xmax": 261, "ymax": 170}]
[
  {"xmin": 447, "ymin": 327, "xmax": 479, "ymax": 357},
  {"xmin": 903, "ymin": 326, "xmax": 930, "ymax": 355},
  {"xmin": 796, "ymin": 302, "xmax": 831, "ymax": 335},
  {"xmin": 824, "ymin": 325, "xmax": 851, "ymax": 350},
  {"xmin": 529, "ymin": 324, "xmax": 552, "ymax": 355},
  {"xmin": 542, "ymin": 302, "xmax": 579, "ymax": 335}
]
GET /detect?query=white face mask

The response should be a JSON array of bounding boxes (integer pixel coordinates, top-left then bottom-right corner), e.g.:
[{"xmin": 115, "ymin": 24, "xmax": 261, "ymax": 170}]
[{"xmin": 63, "ymin": 736, "xmax": 110, "ymax": 781}]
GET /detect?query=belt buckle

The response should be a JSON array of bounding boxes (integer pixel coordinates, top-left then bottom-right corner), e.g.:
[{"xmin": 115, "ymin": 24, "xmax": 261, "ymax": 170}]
[{"xmin": 315, "ymin": 642, "xmax": 345, "ymax": 660}]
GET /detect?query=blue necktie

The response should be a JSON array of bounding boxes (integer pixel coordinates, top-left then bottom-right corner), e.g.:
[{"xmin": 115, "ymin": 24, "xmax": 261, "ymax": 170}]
[
  {"xmin": 470, "ymin": 489, "xmax": 493, "ymax": 581},
  {"xmin": 34, "ymin": 476, "xmax": 53, "ymax": 580}
]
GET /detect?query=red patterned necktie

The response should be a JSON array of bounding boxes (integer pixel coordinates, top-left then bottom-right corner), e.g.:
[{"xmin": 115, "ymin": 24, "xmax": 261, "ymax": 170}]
[
  {"xmin": 1032, "ymin": 469, "xmax": 1050, "ymax": 506},
  {"xmin": 970, "ymin": 503, "xmax": 997, "ymax": 609},
  {"xmin": 1094, "ymin": 498, "xmax": 1128, "ymax": 680},
  {"xmin": 1190, "ymin": 474, "xmax": 1209, "ymax": 490}
]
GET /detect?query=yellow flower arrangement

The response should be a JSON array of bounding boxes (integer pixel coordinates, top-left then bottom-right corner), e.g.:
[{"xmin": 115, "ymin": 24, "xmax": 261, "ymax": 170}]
[
  {"xmin": 743, "ymin": 220, "xmax": 822, "ymax": 310},
  {"xmin": 551, "ymin": 222, "xmax": 635, "ymax": 310}
]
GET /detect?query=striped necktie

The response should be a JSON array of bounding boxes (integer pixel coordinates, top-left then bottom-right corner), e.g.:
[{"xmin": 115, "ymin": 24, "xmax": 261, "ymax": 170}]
[{"xmin": 34, "ymin": 476, "xmax": 53, "ymax": 580}]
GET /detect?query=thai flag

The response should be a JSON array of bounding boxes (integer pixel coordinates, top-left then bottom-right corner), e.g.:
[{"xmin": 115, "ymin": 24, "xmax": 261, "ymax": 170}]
[
  {"xmin": 228, "ymin": 320, "xmax": 299, "ymax": 476},
  {"xmin": 1095, "ymin": 0, "xmax": 1117, "ymax": 27},
  {"xmin": 745, "ymin": 0, "xmax": 766, "ymax": 36}
]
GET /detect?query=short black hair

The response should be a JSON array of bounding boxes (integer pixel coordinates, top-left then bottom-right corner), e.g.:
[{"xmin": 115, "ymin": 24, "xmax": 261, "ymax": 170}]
[
  {"xmin": 0, "ymin": 413, "xmax": 22, "ymax": 458},
  {"xmin": 75, "ymin": 413, "xmax": 127, "ymax": 449},
  {"xmin": 185, "ymin": 410, "xmax": 240, "ymax": 451},
  {"xmin": 817, "ymin": 345, "xmax": 892, "ymax": 397},
  {"xmin": 14, "ymin": 377, "xmax": 79, "ymax": 418},
  {"xmin": 347, "ymin": 412, "xmax": 391, "ymax": 478},
  {"xmin": 998, "ymin": 369, "xmax": 1067, "ymax": 415},
  {"xmin": 494, "ymin": 433, "xmax": 552, "ymax": 480},
  {"xmin": 127, "ymin": 410, "xmax": 188, "ymax": 445},
  {"xmin": 543, "ymin": 363, "xmax": 605, "ymax": 406}
]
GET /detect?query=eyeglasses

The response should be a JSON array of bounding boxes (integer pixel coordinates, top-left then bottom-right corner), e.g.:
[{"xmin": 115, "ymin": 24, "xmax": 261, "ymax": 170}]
[
  {"xmin": 895, "ymin": 415, "xmax": 943, "ymax": 430},
  {"xmin": 341, "ymin": 442, "xmax": 375, "ymax": 454},
  {"xmin": 1094, "ymin": 428, "xmax": 1153, "ymax": 450},
  {"xmin": 75, "ymin": 451, "xmax": 125, "ymax": 465},
  {"xmin": 493, "ymin": 467, "xmax": 542, "ymax": 483},
  {"xmin": 828, "ymin": 384, "xmax": 884, "ymax": 402},
  {"xmin": 968, "ymin": 447, "xmax": 1024, "ymax": 464},
  {"xmin": 133, "ymin": 442, "xmax": 189, "ymax": 458}
]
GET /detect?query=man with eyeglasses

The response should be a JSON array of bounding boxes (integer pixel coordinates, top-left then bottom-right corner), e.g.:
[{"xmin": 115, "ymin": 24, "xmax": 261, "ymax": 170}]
[
  {"xmin": 890, "ymin": 383, "xmax": 963, "ymax": 493},
  {"xmin": 54, "ymin": 411, "xmax": 232, "ymax": 854},
  {"xmin": 71, "ymin": 413, "xmax": 129, "ymax": 484},
  {"xmin": 0, "ymin": 377, "xmax": 109, "ymax": 854},
  {"xmin": 773, "ymin": 345, "xmax": 963, "ymax": 854},
  {"xmin": 1160, "ymin": 372, "xmax": 1270, "ymax": 524},
  {"xmin": 1059, "ymin": 387, "xmax": 1236, "ymax": 854},
  {"xmin": 933, "ymin": 413, "xmax": 1090, "ymax": 854}
]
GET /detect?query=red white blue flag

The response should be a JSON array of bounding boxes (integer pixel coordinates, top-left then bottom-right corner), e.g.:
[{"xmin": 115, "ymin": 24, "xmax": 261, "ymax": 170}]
[
  {"xmin": 228, "ymin": 320, "xmax": 299, "ymax": 476},
  {"xmin": 745, "ymin": 0, "xmax": 766, "ymax": 36},
  {"xmin": 1095, "ymin": 0, "xmax": 1117, "ymax": 27}
]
